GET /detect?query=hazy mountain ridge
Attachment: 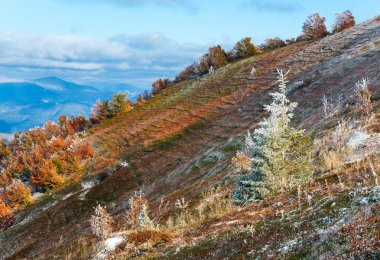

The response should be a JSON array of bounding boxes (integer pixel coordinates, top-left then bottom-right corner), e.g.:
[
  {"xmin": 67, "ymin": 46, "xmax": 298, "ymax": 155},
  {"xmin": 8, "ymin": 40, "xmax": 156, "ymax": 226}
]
[{"xmin": 0, "ymin": 77, "xmax": 140, "ymax": 133}]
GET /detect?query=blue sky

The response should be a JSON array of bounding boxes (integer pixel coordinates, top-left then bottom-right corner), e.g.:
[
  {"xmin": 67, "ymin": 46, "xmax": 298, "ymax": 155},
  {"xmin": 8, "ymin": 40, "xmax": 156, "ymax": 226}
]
[{"xmin": 0, "ymin": 0, "xmax": 378, "ymax": 89}]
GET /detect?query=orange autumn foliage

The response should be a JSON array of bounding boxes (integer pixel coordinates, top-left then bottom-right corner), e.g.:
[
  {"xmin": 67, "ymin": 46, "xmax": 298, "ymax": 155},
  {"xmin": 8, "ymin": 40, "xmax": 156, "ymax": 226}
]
[
  {"xmin": 31, "ymin": 159, "xmax": 65, "ymax": 191},
  {"xmin": 49, "ymin": 136, "xmax": 67, "ymax": 152},
  {"xmin": 332, "ymin": 10, "xmax": 355, "ymax": 33},
  {"xmin": 76, "ymin": 140, "xmax": 96, "ymax": 159},
  {"xmin": 0, "ymin": 198, "xmax": 12, "ymax": 218},
  {"xmin": 0, "ymin": 198, "xmax": 13, "ymax": 230},
  {"xmin": 2, "ymin": 180, "xmax": 33, "ymax": 210}
]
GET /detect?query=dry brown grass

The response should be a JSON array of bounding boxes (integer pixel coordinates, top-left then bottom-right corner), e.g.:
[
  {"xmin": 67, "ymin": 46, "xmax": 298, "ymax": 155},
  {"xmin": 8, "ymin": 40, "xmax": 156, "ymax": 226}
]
[
  {"xmin": 164, "ymin": 187, "xmax": 235, "ymax": 233},
  {"xmin": 314, "ymin": 119, "xmax": 356, "ymax": 170},
  {"xmin": 127, "ymin": 229, "xmax": 172, "ymax": 244}
]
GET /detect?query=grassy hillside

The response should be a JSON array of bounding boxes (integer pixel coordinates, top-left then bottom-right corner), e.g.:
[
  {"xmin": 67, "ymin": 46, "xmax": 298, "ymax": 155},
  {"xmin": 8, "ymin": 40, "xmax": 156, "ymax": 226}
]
[{"xmin": 1, "ymin": 18, "xmax": 379, "ymax": 259}]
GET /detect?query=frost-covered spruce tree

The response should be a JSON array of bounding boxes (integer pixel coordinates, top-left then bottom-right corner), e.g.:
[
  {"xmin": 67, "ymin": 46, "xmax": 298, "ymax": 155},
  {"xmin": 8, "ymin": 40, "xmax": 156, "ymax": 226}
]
[
  {"xmin": 90, "ymin": 204, "xmax": 113, "ymax": 240},
  {"xmin": 233, "ymin": 70, "xmax": 312, "ymax": 204}
]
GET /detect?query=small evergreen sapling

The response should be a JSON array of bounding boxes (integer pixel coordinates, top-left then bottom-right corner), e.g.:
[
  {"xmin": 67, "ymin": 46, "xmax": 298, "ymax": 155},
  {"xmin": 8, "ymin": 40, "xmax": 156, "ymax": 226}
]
[
  {"xmin": 138, "ymin": 203, "xmax": 153, "ymax": 230},
  {"xmin": 354, "ymin": 78, "xmax": 372, "ymax": 116},
  {"xmin": 232, "ymin": 70, "xmax": 313, "ymax": 204},
  {"xmin": 90, "ymin": 204, "xmax": 113, "ymax": 240},
  {"xmin": 124, "ymin": 191, "xmax": 153, "ymax": 230},
  {"xmin": 209, "ymin": 66, "xmax": 215, "ymax": 75},
  {"xmin": 250, "ymin": 66, "xmax": 256, "ymax": 76}
]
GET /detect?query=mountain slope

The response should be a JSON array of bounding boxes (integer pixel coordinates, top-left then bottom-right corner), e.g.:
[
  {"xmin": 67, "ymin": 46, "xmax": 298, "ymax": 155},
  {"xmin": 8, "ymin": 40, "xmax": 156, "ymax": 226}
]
[{"xmin": 0, "ymin": 18, "xmax": 379, "ymax": 259}]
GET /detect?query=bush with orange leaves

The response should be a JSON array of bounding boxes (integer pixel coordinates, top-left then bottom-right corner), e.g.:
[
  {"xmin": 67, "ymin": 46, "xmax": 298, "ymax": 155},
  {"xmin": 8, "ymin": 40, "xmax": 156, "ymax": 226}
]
[
  {"xmin": 209, "ymin": 45, "xmax": 228, "ymax": 69},
  {"xmin": 175, "ymin": 64, "xmax": 198, "ymax": 82},
  {"xmin": 262, "ymin": 37, "xmax": 286, "ymax": 50},
  {"xmin": 332, "ymin": 10, "xmax": 355, "ymax": 33},
  {"xmin": 152, "ymin": 78, "xmax": 171, "ymax": 94},
  {"xmin": 0, "ymin": 198, "xmax": 14, "ymax": 231},
  {"xmin": 90, "ymin": 100, "xmax": 113, "ymax": 124},
  {"xmin": 134, "ymin": 95, "xmax": 146, "ymax": 106},
  {"xmin": 0, "ymin": 180, "xmax": 32, "ymax": 230},
  {"xmin": 196, "ymin": 54, "xmax": 213, "ymax": 75},
  {"xmin": 1, "ymin": 180, "xmax": 33, "ymax": 210},
  {"xmin": 31, "ymin": 159, "xmax": 65, "ymax": 191},
  {"xmin": 302, "ymin": 13, "xmax": 329, "ymax": 40},
  {"xmin": 57, "ymin": 115, "xmax": 88, "ymax": 136},
  {"xmin": 75, "ymin": 139, "xmax": 96, "ymax": 159},
  {"xmin": 0, "ymin": 140, "xmax": 10, "ymax": 163}
]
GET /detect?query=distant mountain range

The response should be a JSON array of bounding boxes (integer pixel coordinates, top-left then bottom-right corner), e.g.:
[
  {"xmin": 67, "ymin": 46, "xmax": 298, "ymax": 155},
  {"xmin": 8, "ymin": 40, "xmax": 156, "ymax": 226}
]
[{"xmin": 0, "ymin": 77, "xmax": 141, "ymax": 133}]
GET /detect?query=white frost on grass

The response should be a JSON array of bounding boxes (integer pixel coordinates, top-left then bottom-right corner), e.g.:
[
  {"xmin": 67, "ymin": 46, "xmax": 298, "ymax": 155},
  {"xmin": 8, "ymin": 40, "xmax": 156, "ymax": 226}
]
[
  {"xmin": 79, "ymin": 189, "xmax": 90, "ymax": 200},
  {"xmin": 79, "ymin": 179, "xmax": 99, "ymax": 200},
  {"xmin": 278, "ymin": 239, "xmax": 298, "ymax": 253},
  {"xmin": 31, "ymin": 192, "xmax": 45, "ymax": 200},
  {"xmin": 120, "ymin": 161, "xmax": 129, "ymax": 167},
  {"xmin": 42, "ymin": 200, "xmax": 57, "ymax": 211},
  {"xmin": 347, "ymin": 130, "xmax": 369, "ymax": 149},
  {"xmin": 62, "ymin": 192, "xmax": 74, "ymax": 201},
  {"xmin": 105, "ymin": 236, "xmax": 124, "ymax": 251},
  {"xmin": 81, "ymin": 179, "xmax": 98, "ymax": 190}
]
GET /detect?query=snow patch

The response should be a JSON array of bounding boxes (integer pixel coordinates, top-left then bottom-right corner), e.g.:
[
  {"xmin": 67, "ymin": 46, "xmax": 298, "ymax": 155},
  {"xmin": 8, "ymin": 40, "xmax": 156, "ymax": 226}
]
[
  {"xmin": 31, "ymin": 192, "xmax": 45, "ymax": 200},
  {"xmin": 79, "ymin": 189, "xmax": 90, "ymax": 200},
  {"xmin": 213, "ymin": 220, "xmax": 240, "ymax": 227},
  {"xmin": 105, "ymin": 236, "xmax": 124, "ymax": 251},
  {"xmin": 120, "ymin": 161, "xmax": 129, "ymax": 167},
  {"xmin": 81, "ymin": 179, "xmax": 98, "ymax": 190},
  {"xmin": 42, "ymin": 200, "xmax": 57, "ymax": 211},
  {"xmin": 347, "ymin": 131, "xmax": 369, "ymax": 149},
  {"xmin": 278, "ymin": 239, "xmax": 298, "ymax": 253},
  {"xmin": 62, "ymin": 192, "xmax": 74, "ymax": 200}
]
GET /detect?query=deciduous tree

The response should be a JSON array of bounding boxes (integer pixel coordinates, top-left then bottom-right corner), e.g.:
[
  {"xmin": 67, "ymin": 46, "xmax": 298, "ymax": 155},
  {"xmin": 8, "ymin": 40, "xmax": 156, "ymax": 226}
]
[
  {"xmin": 90, "ymin": 100, "xmax": 113, "ymax": 124},
  {"xmin": 2, "ymin": 180, "xmax": 33, "ymax": 210},
  {"xmin": 208, "ymin": 45, "xmax": 228, "ymax": 68},
  {"xmin": 110, "ymin": 93, "xmax": 133, "ymax": 114},
  {"xmin": 262, "ymin": 37, "xmax": 286, "ymax": 50},
  {"xmin": 196, "ymin": 54, "xmax": 213, "ymax": 75},
  {"xmin": 228, "ymin": 37, "xmax": 256, "ymax": 61},
  {"xmin": 152, "ymin": 78, "xmax": 171, "ymax": 94},
  {"xmin": 302, "ymin": 13, "xmax": 329, "ymax": 39},
  {"xmin": 175, "ymin": 64, "xmax": 197, "ymax": 82},
  {"xmin": 31, "ymin": 159, "xmax": 65, "ymax": 191},
  {"xmin": 0, "ymin": 140, "xmax": 10, "ymax": 162},
  {"xmin": 0, "ymin": 198, "xmax": 13, "ymax": 230},
  {"xmin": 332, "ymin": 10, "xmax": 355, "ymax": 33}
]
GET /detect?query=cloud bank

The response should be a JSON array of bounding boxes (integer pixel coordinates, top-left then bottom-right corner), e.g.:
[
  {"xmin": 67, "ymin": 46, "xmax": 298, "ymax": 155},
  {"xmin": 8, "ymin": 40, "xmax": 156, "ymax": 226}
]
[{"xmin": 0, "ymin": 32, "xmax": 206, "ymax": 88}]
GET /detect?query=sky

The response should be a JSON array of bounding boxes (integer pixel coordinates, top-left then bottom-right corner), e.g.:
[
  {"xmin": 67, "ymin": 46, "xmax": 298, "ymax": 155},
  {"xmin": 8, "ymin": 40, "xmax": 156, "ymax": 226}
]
[{"xmin": 0, "ymin": 0, "xmax": 378, "ymax": 90}]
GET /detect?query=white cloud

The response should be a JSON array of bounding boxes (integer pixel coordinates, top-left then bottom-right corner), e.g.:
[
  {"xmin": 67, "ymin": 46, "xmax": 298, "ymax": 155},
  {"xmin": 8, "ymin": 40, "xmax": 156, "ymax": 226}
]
[
  {"xmin": 56, "ymin": 0, "xmax": 196, "ymax": 9},
  {"xmin": 96, "ymin": 0, "xmax": 190, "ymax": 6},
  {"xmin": 242, "ymin": 0, "xmax": 303, "ymax": 13},
  {"xmin": 0, "ymin": 76, "xmax": 25, "ymax": 83}
]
